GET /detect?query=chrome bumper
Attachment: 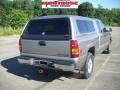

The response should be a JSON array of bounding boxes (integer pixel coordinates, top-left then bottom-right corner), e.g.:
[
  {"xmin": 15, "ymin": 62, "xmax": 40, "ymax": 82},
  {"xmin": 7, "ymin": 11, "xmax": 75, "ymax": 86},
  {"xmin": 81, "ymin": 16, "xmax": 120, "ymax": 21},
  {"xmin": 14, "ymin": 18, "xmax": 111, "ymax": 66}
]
[{"xmin": 18, "ymin": 58, "xmax": 75, "ymax": 71}]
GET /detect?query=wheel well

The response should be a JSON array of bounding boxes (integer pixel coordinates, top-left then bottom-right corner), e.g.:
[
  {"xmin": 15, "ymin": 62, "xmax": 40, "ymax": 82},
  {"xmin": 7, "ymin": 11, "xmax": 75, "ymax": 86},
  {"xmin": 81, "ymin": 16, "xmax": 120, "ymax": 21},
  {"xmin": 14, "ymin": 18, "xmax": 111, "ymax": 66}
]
[{"xmin": 88, "ymin": 47, "xmax": 95, "ymax": 56}]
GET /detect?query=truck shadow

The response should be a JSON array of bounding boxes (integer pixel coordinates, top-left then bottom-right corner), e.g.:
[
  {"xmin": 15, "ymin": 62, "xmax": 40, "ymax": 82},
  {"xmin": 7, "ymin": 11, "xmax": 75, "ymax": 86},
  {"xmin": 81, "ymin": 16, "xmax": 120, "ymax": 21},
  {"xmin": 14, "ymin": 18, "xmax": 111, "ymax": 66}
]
[{"xmin": 1, "ymin": 56, "xmax": 79, "ymax": 82}]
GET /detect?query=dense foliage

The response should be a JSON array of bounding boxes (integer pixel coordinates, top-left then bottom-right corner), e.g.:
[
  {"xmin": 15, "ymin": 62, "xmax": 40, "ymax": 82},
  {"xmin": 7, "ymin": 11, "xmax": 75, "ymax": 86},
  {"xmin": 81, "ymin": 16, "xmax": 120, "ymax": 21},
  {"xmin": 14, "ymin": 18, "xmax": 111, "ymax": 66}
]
[
  {"xmin": 78, "ymin": 2, "xmax": 95, "ymax": 17},
  {"xmin": 8, "ymin": 9, "xmax": 28, "ymax": 29},
  {"xmin": 0, "ymin": 0, "xmax": 120, "ymax": 29}
]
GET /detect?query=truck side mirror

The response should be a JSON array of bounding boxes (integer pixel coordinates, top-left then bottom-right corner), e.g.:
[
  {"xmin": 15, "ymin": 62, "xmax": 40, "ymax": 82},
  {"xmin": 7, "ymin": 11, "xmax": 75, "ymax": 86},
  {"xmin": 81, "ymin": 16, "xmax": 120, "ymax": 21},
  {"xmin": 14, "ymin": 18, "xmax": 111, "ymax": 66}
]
[
  {"xmin": 103, "ymin": 28, "xmax": 108, "ymax": 32},
  {"xmin": 103, "ymin": 28, "xmax": 112, "ymax": 32}
]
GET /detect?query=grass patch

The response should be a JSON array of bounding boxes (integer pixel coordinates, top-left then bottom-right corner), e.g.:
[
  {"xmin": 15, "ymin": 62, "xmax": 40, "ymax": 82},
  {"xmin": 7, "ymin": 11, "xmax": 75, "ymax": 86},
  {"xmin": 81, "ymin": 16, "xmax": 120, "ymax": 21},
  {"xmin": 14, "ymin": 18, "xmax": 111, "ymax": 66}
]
[{"xmin": 0, "ymin": 27, "xmax": 22, "ymax": 36}]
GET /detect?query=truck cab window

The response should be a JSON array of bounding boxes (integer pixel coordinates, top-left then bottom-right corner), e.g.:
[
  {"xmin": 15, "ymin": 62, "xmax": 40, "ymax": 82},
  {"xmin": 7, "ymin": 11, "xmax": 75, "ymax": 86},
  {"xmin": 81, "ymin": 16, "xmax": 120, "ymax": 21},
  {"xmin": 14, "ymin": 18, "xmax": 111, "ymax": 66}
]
[{"xmin": 96, "ymin": 20, "xmax": 103, "ymax": 33}]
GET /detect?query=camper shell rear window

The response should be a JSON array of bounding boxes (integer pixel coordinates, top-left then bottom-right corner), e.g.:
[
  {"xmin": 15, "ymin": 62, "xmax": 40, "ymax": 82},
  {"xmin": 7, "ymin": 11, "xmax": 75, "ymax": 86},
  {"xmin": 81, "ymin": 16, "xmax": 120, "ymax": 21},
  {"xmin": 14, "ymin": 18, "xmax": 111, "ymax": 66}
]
[{"xmin": 22, "ymin": 18, "xmax": 71, "ymax": 40}]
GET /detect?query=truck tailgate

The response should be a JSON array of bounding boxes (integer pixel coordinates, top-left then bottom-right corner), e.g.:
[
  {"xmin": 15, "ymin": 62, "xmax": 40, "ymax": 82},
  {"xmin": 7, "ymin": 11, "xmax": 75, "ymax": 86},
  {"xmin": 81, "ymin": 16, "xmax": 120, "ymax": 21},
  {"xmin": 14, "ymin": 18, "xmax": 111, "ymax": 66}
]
[{"xmin": 22, "ymin": 40, "xmax": 70, "ymax": 57}]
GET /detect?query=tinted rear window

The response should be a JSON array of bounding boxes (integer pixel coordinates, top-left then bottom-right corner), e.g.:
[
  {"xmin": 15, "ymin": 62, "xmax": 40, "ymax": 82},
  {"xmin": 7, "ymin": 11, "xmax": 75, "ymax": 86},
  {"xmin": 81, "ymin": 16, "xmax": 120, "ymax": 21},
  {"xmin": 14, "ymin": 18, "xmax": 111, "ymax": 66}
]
[
  {"xmin": 22, "ymin": 18, "xmax": 71, "ymax": 40},
  {"xmin": 25, "ymin": 18, "xmax": 70, "ymax": 35}
]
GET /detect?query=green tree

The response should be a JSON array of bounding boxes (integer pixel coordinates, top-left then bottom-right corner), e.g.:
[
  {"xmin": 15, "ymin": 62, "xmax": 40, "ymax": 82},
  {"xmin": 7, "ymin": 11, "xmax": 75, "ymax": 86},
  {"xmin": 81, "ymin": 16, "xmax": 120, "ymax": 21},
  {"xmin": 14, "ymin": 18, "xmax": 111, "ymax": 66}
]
[
  {"xmin": 110, "ymin": 8, "xmax": 120, "ymax": 26},
  {"xmin": 0, "ymin": 0, "xmax": 9, "ymax": 27},
  {"xmin": 78, "ymin": 2, "xmax": 95, "ymax": 17},
  {"xmin": 0, "ymin": 8, "xmax": 8, "ymax": 27},
  {"xmin": 0, "ymin": 0, "xmax": 7, "ymax": 8},
  {"xmin": 33, "ymin": 0, "xmax": 42, "ymax": 16},
  {"xmin": 8, "ymin": 9, "xmax": 28, "ymax": 29},
  {"xmin": 12, "ymin": 0, "xmax": 22, "ymax": 9},
  {"xmin": 21, "ymin": 0, "xmax": 34, "ymax": 18},
  {"xmin": 94, "ymin": 5, "xmax": 109, "ymax": 25}
]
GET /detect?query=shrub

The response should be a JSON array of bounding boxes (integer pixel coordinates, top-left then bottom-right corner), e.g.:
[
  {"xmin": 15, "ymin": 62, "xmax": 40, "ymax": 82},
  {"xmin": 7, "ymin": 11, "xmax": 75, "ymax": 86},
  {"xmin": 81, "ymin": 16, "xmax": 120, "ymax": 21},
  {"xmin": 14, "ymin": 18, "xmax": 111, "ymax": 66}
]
[{"xmin": 8, "ymin": 9, "xmax": 28, "ymax": 29}]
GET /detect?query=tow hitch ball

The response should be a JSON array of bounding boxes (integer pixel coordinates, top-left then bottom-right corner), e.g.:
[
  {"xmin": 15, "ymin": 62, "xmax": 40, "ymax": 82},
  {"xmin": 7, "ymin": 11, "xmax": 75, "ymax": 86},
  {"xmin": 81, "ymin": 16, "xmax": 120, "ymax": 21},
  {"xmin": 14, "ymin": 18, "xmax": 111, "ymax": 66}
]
[{"xmin": 38, "ymin": 69, "xmax": 44, "ymax": 74}]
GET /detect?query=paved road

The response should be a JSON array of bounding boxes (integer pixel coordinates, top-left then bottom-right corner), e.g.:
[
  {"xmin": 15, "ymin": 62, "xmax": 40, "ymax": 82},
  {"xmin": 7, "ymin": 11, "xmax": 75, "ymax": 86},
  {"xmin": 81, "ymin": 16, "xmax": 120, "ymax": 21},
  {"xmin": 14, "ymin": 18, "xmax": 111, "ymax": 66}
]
[{"xmin": 0, "ymin": 27, "xmax": 120, "ymax": 90}]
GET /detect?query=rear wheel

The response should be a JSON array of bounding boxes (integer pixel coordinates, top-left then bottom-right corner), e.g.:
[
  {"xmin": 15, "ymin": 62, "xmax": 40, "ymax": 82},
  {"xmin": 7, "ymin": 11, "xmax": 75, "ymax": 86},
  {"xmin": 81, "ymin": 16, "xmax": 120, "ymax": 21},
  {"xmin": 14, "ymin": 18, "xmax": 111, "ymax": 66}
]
[
  {"xmin": 80, "ymin": 52, "xmax": 94, "ymax": 79},
  {"xmin": 106, "ymin": 43, "xmax": 111, "ymax": 54}
]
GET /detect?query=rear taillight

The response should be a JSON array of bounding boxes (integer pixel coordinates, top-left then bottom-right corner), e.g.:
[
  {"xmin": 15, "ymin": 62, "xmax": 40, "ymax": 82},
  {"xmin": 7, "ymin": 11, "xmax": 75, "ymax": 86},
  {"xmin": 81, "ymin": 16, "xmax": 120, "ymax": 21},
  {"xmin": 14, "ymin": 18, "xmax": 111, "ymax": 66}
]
[
  {"xmin": 19, "ymin": 37, "xmax": 22, "ymax": 53},
  {"xmin": 70, "ymin": 40, "xmax": 80, "ymax": 58}
]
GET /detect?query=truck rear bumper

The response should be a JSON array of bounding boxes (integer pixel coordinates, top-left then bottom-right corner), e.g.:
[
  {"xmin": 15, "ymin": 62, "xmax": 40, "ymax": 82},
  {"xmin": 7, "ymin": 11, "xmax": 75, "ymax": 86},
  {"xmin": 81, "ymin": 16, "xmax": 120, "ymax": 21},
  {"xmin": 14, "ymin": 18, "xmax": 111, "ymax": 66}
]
[{"xmin": 18, "ymin": 55, "xmax": 76, "ymax": 72}]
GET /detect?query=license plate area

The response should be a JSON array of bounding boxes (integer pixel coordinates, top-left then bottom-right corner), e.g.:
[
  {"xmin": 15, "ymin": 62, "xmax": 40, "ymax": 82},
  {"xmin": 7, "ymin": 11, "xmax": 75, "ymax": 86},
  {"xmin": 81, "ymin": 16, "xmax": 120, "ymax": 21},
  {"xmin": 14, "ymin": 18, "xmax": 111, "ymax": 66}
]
[
  {"xmin": 40, "ymin": 61, "xmax": 47, "ymax": 65},
  {"xmin": 34, "ymin": 60, "xmax": 53, "ymax": 66}
]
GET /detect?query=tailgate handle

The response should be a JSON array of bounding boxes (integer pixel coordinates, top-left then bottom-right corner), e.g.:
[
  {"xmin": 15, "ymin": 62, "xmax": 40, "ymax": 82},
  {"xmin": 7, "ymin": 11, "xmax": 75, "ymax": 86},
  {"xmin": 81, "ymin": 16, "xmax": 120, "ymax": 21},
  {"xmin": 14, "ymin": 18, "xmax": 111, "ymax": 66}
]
[{"xmin": 39, "ymin": 41, "xmax": 46, "ymax": 46}]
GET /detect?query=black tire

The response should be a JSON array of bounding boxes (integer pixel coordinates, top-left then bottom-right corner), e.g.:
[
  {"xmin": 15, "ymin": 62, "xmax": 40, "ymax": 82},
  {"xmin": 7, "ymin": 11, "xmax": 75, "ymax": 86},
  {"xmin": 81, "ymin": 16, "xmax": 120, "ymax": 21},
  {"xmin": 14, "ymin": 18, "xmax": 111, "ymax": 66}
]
[
  {"xmin": 106, "ymin": 43, "xmax": 111, "ymax": 54},
  {"xmin": 80, "ymin": 52, "xmax": 94, "ymax": 79}
]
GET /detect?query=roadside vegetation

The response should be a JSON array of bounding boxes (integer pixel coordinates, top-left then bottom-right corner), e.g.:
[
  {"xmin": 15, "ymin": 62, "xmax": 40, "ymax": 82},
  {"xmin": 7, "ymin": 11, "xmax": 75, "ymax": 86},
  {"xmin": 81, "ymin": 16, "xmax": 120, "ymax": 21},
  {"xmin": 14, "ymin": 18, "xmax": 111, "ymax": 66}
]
[
  {"xmin": 0, "ymin": 0, "xmax": 120, "ymax": 36},
  {"xmin": 0, "ymin": 27, "xmax": 21, "ymax": 36}
]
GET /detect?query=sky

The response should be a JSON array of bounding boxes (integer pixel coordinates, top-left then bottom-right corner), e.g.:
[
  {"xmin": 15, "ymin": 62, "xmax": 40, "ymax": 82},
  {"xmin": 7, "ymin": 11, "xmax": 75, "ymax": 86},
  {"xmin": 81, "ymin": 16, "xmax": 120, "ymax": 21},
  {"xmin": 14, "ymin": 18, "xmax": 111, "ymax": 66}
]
[{"xmin": 78, "ymin": 0, "xmax": 120, "ymax": 9}]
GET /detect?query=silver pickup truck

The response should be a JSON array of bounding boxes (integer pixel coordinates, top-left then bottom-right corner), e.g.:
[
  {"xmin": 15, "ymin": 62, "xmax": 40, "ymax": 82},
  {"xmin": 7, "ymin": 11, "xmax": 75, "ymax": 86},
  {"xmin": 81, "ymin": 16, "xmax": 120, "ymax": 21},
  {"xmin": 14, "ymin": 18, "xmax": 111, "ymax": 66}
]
[{"xmin": 18, "ymin": 15, "xmax": 112, "ymax": 79}]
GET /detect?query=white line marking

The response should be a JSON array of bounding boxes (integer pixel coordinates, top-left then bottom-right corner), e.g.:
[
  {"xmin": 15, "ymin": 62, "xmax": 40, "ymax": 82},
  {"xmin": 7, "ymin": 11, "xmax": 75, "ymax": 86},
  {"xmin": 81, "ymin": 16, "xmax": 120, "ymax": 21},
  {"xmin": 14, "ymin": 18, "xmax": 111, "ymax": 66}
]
[
  {"xmin": 101, "ymin": 70, "xmax": 120, "ymax": 74},
  {"xmin": 85, "ymin": 55, "xmax": 111, "ymax": 90}
]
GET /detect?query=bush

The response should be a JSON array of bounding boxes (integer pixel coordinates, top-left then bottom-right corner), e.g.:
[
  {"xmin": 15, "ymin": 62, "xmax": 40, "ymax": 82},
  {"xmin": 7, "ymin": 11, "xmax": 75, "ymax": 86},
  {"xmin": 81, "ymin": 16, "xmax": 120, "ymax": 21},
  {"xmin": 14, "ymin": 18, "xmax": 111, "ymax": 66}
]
[{"xmin": 8, "ymin": 9, "xmax": 28, "ymax": 29}]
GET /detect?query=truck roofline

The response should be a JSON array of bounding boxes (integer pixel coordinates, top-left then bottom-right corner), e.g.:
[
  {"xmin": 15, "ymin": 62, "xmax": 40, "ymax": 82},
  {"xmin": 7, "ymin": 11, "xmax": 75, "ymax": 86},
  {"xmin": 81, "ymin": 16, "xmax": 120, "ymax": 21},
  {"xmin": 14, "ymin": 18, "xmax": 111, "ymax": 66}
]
[{"xmin": 31, "ymin": 15, "xmax": 93, "ymax": 20}]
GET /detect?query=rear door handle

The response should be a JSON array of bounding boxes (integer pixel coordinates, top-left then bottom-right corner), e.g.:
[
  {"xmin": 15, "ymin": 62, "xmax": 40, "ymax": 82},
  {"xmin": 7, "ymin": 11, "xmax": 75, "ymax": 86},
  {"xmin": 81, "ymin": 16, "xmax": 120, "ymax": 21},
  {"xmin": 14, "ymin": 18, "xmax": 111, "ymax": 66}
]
[{"xmin": 39, "ymin": 41, "xmax": 46, "ymax": 46}]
